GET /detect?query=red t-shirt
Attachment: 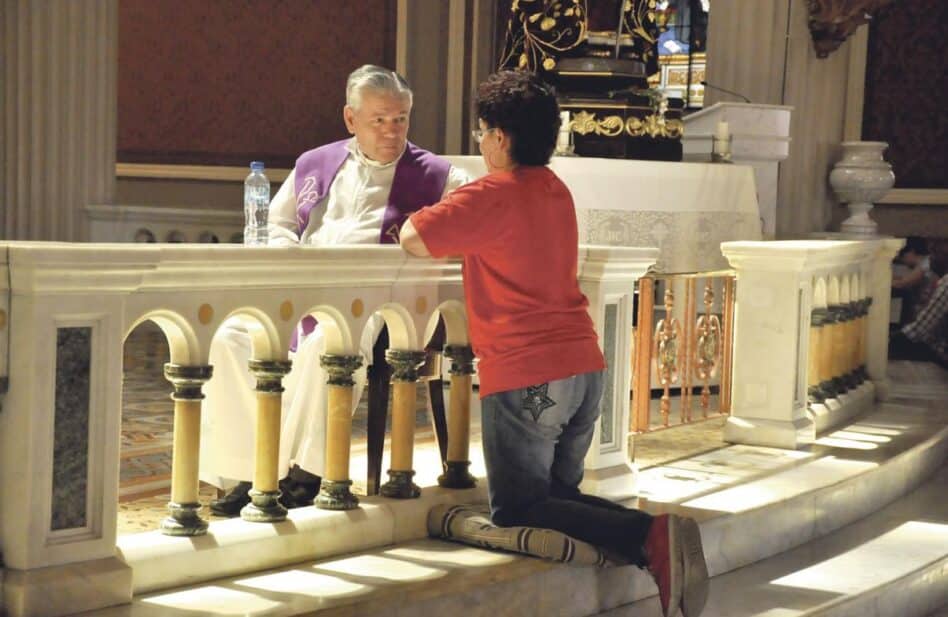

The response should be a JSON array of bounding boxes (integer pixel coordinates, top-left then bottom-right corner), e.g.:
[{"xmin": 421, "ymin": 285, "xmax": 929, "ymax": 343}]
[{"xmin": 410, "ymin": 166, "xmax": 605, "ymax": 397}]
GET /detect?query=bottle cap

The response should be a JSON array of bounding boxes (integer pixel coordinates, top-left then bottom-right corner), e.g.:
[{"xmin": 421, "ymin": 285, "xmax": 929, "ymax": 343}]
[{"xmin": 250, "ymin": 161, "xmax": 265, "ymax": 171}]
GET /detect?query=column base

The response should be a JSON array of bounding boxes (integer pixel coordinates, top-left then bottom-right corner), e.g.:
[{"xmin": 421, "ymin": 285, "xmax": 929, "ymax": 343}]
[
  {"xmin": 315, "ymin": 479, "xmax": 360, "ymax": 511},
  {"xmin": 2, "ymin": 556, "xmax": 132, "ymax": 617},
  {"xmin": 723, "ymin": 415, "xmax": 814, "ymax": 449},
  {"xmin": 438, "ymin": 461, "xmax": 477, "ymax": 489},
  {"xmin": 160, "ymin": 502, "xmax": 208, "ymax": 536},
  {"xmin": 240, "ymin": 489, "xmax": 287, "ymax": 522},
  {"xmin": 380, "ymin": 469, "xmax": 421, "ymax": 499}
]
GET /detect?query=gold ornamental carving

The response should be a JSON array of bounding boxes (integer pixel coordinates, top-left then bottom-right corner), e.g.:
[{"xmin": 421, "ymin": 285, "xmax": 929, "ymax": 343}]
[
  {"xmin": 807, "ymin": 0, "xmax": 893, "ymax": 58},
  {"xmin": 626, "ymin": 115, "xmax": 683, "ymax": 139},
  {"xmin": 653, "ymin": 287, "xmax": 681, "ymax": 427},
  {"xmin": 693, "ymin": 281, "xmax": 722, "ymax": 417},
  {"xmin": 569, "ymin": 110, "xmax": 683, "ymax": 139}
]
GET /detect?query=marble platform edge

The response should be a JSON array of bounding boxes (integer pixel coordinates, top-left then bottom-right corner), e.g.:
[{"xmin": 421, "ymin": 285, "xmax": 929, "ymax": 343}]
[
  {"xmin": 810, "ymin": 382, "xmax": 875, "ymax": 434},
  {"xmin": 1, "ymin": 556, "xmax": 132, "ymax": 617},
  {"xmin": 696, "ymin": 422, "xmax": 948, "ymax": 578},
  {"xmin": 120, "ymin": 482, "xmax": 488, "ymax": 595},
  {"xmin": 802, "ymin": 555, "xmax": 948, "ymax": 617},
  {"xmin": 118, "ymin": 411, "xmax": 948, "ymax": 599}
]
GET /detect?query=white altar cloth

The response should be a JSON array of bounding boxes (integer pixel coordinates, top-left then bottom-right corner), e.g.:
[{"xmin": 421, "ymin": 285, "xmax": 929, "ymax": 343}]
[{"xmin": 443, "ymin": 156, "xmax": 762, "ymax": 272}]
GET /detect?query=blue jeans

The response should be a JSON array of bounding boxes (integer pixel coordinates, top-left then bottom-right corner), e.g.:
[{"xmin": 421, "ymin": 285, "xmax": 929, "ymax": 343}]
[{"xmin": 481, "ymin": 370, "xmax": 652, "ymax": 565}]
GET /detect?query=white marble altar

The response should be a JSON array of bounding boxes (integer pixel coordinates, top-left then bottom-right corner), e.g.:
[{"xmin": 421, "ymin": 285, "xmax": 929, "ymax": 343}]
[
  {"xmin": 682, "ymin": 103, "xmax": 792, "ymax": 239},
  {"xmin": 444, "ymin": 155, "xmax": 762, "ymax": 273}
]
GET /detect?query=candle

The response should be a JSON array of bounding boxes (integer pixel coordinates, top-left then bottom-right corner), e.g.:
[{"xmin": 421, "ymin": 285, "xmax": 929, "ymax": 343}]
[
  {"xmin": 557, "ymin": 111, "xmax": 571, "ymax": 152},
  {"xmin": 714, "ymin": 120, "xmax": 729, "ymax": 141}
]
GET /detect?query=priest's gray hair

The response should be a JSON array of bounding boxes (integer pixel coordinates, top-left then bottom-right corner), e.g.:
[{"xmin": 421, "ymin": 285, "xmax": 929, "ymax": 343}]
[{"xmin": 346, "ymin": 65, "xmax": 413, "ymax": 110}]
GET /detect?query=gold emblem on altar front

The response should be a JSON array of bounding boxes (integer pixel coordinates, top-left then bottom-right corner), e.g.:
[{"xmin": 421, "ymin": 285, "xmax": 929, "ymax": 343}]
[
  {"xmin": 279, "ymin": 300, "xmax": 294, "ymax": 321},
  {"xmin": 351, "ymin": 299, "xmax": 364, "ymax": 318},
  {"xmin": 570, "ymin": 111, "xmax": 624, "ymax": 137},
  {"xmin": 570, "ymin": 110, "xmax": 683, "ymax": 139}
]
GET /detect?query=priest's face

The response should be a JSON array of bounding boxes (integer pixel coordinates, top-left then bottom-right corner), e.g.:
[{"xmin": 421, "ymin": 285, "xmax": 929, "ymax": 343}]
[{"xmin": 344, "ymin": 91, "xmax": 411, "ymax": 164}]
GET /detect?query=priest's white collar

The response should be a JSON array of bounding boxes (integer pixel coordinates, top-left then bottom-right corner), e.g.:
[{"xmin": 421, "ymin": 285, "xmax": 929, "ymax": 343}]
[{"xmin": 347, "ymin": 138, "xmax": 406, "ymax": 169}]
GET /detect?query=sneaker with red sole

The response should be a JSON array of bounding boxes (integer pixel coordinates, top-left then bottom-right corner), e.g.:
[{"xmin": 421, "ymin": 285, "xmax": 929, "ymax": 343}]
[
  {"xmin": 644, "ymin": 514, "xmax": 684, "ymax": 617},
  {"xmin": 680, "ymin": 517, "xmax": 709, "ymax": 617}
]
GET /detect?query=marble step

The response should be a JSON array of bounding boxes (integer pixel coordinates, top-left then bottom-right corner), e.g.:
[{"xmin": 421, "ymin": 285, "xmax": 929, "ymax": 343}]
[
  {"xmin": 83, "ymin": 395, "xmax": 948, "ymax": 616},
  {"xmin": 88, "ymin": 464, "xmax": 948, "ymax": 617},
  {"xmin": 608, "ymin": 466, "xmax": 948, "ymax": 617}
]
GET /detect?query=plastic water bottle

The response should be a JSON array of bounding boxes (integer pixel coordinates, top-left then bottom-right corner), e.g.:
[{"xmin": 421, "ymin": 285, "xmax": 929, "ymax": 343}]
[{"xmin": 243, "ymin": 161, "xmax": 270, "ymax": 246}]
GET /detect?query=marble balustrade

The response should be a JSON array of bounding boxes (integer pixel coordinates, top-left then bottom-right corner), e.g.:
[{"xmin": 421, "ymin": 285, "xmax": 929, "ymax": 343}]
[
  {"xmin": 0, "ymin": 241, "xmax": 656, "ymax": 617},
  {"xmin": 720, "ymin": 238, "xmax": 903, "ymax": 449}
]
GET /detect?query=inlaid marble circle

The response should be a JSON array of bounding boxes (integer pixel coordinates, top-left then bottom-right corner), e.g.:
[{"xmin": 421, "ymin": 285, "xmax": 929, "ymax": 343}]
[{"xmin": 197, "ymin": 304, "xmax": 214, "ymax": 325}]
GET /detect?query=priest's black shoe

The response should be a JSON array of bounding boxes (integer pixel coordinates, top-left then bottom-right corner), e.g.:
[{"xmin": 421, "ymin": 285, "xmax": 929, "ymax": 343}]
[
  {"xmin": 279, "ymin": 465, "xmax": 322, "ymax": 509},
  {"xmin": 209, "ymin": 480, "xmax": 252, "ymax": 517}
]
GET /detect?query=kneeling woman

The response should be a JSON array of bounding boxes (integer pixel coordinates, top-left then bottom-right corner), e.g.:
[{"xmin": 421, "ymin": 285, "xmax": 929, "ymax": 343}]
[{"xmin": 400, "ymin": 70, "xmax": 709, "ymax": 617}]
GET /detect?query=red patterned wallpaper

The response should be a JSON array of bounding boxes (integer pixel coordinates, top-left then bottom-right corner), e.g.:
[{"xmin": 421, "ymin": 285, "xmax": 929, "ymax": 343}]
[
  {"xmin": 862, "ymin": 0, "xmax": 947, "ymax": 189},
  {"xmin": 118, "ymin": 0, "xmax": 396, "ymax": 168}
]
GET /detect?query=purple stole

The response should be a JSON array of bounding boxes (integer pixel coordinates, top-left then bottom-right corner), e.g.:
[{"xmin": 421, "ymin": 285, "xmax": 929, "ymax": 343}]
[{"xmin": 290, "ymin": 139, "xmax": 451, "ymax": 350}]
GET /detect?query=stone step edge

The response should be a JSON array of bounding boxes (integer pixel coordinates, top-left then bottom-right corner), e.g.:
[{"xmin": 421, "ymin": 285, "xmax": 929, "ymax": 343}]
[
  {"xmin": 800, "ymin": 554, "xmax": 948, "ymax": 617},
  {"xmin": 700, "ymin": 424, "xmax": 948, "ymax": 577},
  {"xmin": 119, "ymin": 423, "xmax": 948, "ymax": 597}
]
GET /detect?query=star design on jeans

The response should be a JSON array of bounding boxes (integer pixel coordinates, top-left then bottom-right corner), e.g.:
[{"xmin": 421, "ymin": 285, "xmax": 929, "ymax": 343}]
[{"xmin": 523, "ymin": 384, "xmax": 556, "ymax": 420}]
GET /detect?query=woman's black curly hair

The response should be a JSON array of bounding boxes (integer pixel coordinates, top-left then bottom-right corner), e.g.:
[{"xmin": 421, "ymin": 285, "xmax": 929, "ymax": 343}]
[{"xmin": 475, "ymin": 70, "xmax": 560, "ymax": 166}]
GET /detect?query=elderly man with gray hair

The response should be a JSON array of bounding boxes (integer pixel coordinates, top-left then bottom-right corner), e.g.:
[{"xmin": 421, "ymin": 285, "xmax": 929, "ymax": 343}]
[{"xmin": 200, "ymin": 65, "xmax": 470, "ymax": 516}]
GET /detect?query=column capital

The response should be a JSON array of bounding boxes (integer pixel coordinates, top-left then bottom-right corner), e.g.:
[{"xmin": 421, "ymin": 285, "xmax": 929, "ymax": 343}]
[
  {"xmin": 810, "ymin": 307, "xmax": 830, "ymax": 327},
  {"xmin": 248, "ymin": 359, "xmax": 292, "ymax": 393},
  {"xmin": 320, "ymin": 354, "xmax": 364, "ymax": 387},
  {"xmin": 443, "ymin": 344, "xmax": 475, "ymax": 376},
  {"xmin": 385, "ymin": 349, "xmax": 426, "ymax": 382},
  {"xmin": 163, "ymin": 364, "xmax": 213, "ymax": 400}
]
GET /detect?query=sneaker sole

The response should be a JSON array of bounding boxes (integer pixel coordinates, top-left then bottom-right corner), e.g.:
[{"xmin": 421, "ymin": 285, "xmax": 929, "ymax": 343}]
[
  {"xmin": 665, "ymin": 515, "xmax": 685, "ymax": 617},
  {"xmin": 680, "ymin": 517, "xmax": 709, "ymax": 617}
]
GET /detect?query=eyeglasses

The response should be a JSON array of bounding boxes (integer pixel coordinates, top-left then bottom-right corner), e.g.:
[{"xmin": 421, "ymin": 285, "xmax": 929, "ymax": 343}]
[{"xmin": 471, "ymin": 127, "xmax": 496, "ymax": 144}]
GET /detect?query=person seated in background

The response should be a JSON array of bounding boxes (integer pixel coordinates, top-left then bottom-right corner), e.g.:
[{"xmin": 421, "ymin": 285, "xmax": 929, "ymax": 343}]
[
  {"xmin": 892, "ymin": 236, "xmax": 935, "ymax": 324},
  {"xmin": 200, "ymin": 64, "xmax": 470, "ymax": 516},
  {"xmin": 890, "ymin": 239, "xmax": 948, "ymax": 368},
  {"xmin": 399, "ymin": 69, "xmax": 709, "ymax": 617}
]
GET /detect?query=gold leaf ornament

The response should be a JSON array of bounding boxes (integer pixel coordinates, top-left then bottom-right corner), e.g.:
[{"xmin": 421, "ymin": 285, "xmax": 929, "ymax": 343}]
[
  {"xmin": 540, "ymin": 16, "xmax": 556, "ymax": 31},
  {"xmin": 543, "ymin": 57, "xmax": 556, "ymax": 70}
]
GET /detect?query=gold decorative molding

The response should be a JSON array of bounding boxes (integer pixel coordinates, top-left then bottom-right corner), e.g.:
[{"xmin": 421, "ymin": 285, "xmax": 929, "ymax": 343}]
[
  {"xmin": 876, "ymin": 189, "xmax": 948, "ymax": 206},
  {"xmin": 808, "ymin": 0, "xmax": 893, "ymax": 58},
  {"xmin": 116, "ymin": 163, "xmax": 291, "ymax": 183},
  {"xmin": 569, "ymin": 110, "xmax": 683, "ymax": 139}
]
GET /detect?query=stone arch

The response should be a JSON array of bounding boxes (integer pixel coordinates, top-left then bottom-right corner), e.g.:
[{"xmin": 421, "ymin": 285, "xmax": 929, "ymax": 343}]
[
  {"xmin": 827, "ymin": 275, "xmax": 841, "ymax": 306},
  {"xmin": 298, "ymin": 304, "xmax": 355, "ymax": 355},
  {"xmin": 839, "ymin": 273, "xmax": 852, "ymax": 304},
  {"xmin": 366, "ymin": 302, "xmax": 418, "ymax": 351},
  {"xmin": 849, "ymin": 272, "xmax": 862, "ymax": 301},
  {"xmin": 812, "ymin": 276, "xmax": 828, "ymax": 309},
  {"xmin": 216, "ymin": 307, "xmax": 283, "ymax": 361},
  {"xmin": 125, "ymin": 309, "xmax": 200, "ymax": 366},
  {"xmin": 423, "ymin": 299, "xmax": 469, "ymax": 347}
]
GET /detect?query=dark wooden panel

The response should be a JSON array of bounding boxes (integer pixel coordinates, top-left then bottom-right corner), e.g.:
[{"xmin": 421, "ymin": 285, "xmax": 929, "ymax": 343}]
[{"xmin": 118, "ymin": 0, "xmax": 396, "ymax": 167}]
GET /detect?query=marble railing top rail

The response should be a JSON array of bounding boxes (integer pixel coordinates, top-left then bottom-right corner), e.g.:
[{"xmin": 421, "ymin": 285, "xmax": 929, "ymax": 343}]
[
  {"xmin": 721, "ymin": 238, "xmax": 903, "ymax": 274},
  {"xmin": 0, "ymin": 242, "xmax": 657, "ymax": 288},
  {"xmin": 0, "ymin": 241, "xmax": 658, "ymax": 374}
]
